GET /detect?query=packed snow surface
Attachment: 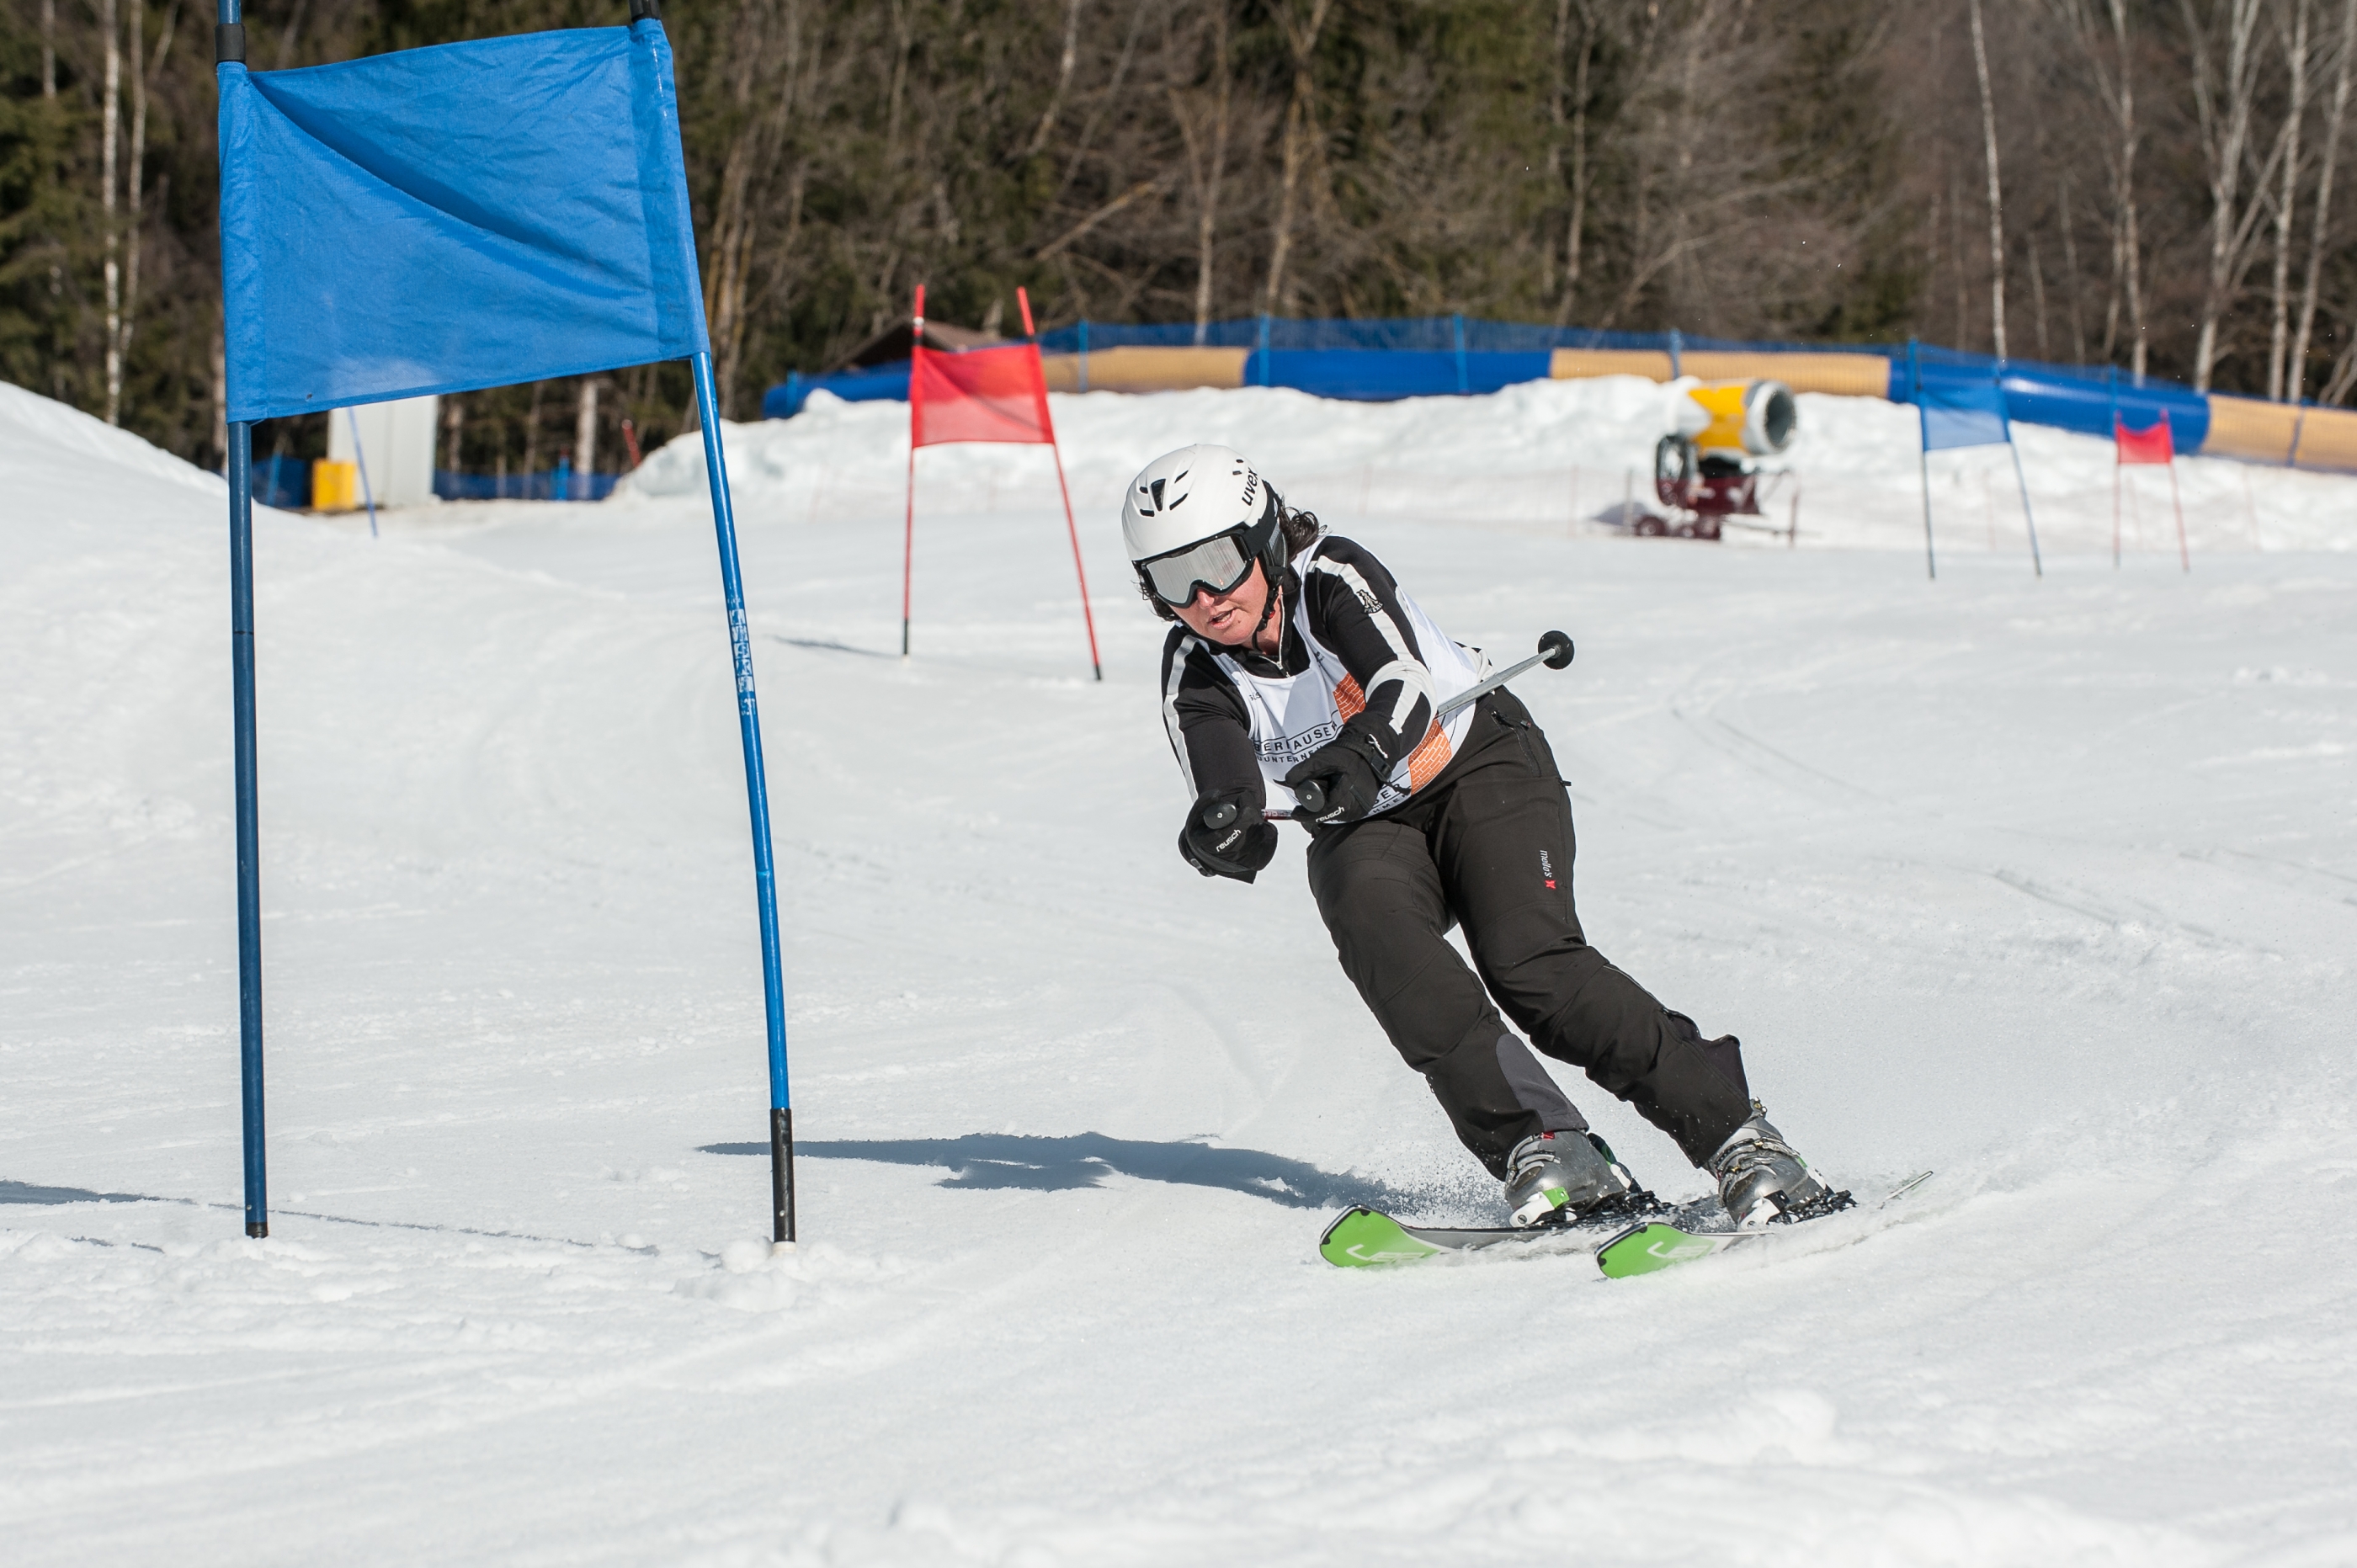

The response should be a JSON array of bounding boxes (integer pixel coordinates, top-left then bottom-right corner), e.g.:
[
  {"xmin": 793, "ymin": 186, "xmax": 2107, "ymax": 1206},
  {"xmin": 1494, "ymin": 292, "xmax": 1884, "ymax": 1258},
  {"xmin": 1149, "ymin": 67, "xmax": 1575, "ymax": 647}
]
[{"xmin": 4, "ymin": 374, "xmax": 2355, "ymax": 1565}]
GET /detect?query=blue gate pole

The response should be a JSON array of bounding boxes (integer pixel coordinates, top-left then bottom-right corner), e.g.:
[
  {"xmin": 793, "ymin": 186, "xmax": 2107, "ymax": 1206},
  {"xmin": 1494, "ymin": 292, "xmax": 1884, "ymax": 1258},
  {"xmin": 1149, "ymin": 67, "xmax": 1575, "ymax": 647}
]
[
  {"xmin": 2009, "ymin": 437, "xmax": 2044, "ymax": 579},
  {"xmin": 218, "ymin": 2, "xmax": 267, "ymax": 1241},
  {"xmin": 346, "ymin": 407, "xmax": 379, "ymax": 539},
  {"xmin": 229, "ymin": 416, "xmax": 268, "ymax": 1238},
  {"xmin": 1910, "ymin": 338, "xmax": 1936, "ymax": 582},
  {"xmin": 690, "ymin": 351, "xmax": 795, "ymax": 1245}
]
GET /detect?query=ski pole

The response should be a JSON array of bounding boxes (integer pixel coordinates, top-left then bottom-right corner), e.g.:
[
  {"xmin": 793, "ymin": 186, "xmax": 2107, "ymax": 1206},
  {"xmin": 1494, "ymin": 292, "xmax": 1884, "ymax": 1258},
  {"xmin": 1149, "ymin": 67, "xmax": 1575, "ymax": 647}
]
[{"xmin": 1206, "ymin": 630, "xmax": 1575, "ymax": 827}]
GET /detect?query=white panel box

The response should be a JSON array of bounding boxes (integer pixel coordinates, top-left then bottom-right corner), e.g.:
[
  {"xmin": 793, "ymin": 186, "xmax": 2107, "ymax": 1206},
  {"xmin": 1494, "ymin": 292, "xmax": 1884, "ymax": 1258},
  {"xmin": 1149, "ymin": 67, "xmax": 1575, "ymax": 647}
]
[{"xmin": 328, "ymin": 395, "xmax": 440, "ymax": 508}]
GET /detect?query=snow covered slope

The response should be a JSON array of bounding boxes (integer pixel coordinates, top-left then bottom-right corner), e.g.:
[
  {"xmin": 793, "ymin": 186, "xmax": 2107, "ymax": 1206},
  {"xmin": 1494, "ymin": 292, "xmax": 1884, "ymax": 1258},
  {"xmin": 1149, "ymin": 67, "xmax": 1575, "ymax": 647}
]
[{"xmin": 3, "ymin": 379, "xmax": 2354, "ymax": 1566}]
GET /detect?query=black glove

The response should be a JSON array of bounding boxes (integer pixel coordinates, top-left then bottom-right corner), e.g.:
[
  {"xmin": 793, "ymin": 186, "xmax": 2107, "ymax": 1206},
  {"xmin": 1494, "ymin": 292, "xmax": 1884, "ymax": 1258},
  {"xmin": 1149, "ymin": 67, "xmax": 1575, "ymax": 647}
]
[
  {"xmin": 1179, "ymin": 789, "xmax": 1279, "ymax": 882},
  {"xmin": 1282, "ymin": 718, "xmax": 1391, "ymax": 825}
]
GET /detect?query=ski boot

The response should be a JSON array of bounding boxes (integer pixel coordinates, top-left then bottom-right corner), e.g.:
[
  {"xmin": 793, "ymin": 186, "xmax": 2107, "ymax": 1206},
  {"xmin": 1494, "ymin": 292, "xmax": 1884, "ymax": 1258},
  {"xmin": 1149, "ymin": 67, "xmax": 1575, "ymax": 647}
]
[
  {"xmin": 1708, "ymin": 1108, "xmax": 1854, "ymax": 1228},
  {"xmin": 1504, "ymin": 1129, "xmax": 1659, "ymax": 1229}
]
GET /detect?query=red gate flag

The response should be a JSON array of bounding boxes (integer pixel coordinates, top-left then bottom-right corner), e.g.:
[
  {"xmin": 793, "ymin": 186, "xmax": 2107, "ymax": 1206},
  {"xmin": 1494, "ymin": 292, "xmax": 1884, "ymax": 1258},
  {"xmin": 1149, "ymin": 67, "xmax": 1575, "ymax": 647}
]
[
  {"xmin": 902, "ymin": 284, "xmax": 1101, "ymax": 678},
  {"xmin": 912, "ymin": 341, "xmax": 1056, "ymax": 447},
  {"xmin": 2111, "ymin": 410, "xmax": 2189, "ymax": 572},
  {"xmin": 2115, "ymin": 412, "xmax": 2175, "ymax": 465}
]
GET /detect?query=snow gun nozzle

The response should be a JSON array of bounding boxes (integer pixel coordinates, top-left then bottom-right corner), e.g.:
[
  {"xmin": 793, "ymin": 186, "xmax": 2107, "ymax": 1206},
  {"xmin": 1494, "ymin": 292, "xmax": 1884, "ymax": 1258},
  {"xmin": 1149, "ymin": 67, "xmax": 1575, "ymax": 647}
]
[{"xmin": 1540, "ymin": 630, "xmax": 1575, "ymax": 669}]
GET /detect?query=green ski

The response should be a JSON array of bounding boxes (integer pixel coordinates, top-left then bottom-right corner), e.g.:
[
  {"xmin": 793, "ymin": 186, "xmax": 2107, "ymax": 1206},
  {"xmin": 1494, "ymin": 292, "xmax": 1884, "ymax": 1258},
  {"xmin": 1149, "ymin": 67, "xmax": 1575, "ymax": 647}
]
[
  {"xmin": 1318, "ymin": 1198, "xmax": 1718, "ymax": 1269},
  {"xmin": 1594, "ymin": 1171, "xmax": 1934, "ymax": 1279}
]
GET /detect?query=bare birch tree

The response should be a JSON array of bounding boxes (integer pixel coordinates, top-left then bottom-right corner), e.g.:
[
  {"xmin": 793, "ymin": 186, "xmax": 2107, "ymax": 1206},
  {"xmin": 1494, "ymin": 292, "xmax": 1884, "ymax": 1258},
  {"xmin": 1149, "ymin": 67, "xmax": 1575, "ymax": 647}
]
[
  {"xmin": 1026, "ymin": 0, "xmax": 1083, "ymax": 158},
  {"xmin": 2050, "ymin": 0, "xmax": 2151, "ymax": 375},
  {"xmin": 574, "ymin": 379, "xmax": 599, "ymax": 492},
  {"xmin": 1970, "ymin": 0, "xmax": 2009, "ymax": 358},
  {"xmin": 100, "ymin": 0, "xmax": 121, "ymax": 424},
  {"xmin": 2185, "ymin": 0, "xmax": 2272, "ymax": 390},
  {"xmin": 1261, "ymin": 0, "xmax": 1334, "ymax": 314},
  {"xmin": 118, "ymin": 0, "xmax": 177, "ymax": 413},
  {"xmin": 2267, "ymin": 0, "xmax": 2313, "ymax": 399},
  {"xmin": 1550, "ymin": 0, "xmax": 1604, "ymax": 325},
  {"xmin": 705, "ymin": 0, "xmax": 809, "ymax": 417},
  {"xmin": 2290, "ymin": 0, "xmax": 2357, "ymax": 397},
  {"xmin": 1168, "ymin": 1, "xmax": 1234, "ymax": 342}
]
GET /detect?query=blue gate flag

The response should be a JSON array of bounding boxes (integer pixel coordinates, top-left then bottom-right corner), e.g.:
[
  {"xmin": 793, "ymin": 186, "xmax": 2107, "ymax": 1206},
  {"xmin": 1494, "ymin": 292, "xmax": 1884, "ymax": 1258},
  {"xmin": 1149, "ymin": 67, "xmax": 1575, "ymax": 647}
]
[
  {"xmin": 219, "ymin": 20, "xmax": 707, "ymax": 423},
  {"xmin": 1918, "ymin": 376, "xmax": 2013, "ymax": 452}
]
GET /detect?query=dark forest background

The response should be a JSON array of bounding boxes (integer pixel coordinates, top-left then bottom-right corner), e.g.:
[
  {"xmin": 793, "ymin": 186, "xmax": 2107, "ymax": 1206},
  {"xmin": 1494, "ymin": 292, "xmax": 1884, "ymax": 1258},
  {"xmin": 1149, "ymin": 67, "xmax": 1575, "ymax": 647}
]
[{"xmin": 6, "ymin": 0, "xmax": 2355, "ymax": 475}]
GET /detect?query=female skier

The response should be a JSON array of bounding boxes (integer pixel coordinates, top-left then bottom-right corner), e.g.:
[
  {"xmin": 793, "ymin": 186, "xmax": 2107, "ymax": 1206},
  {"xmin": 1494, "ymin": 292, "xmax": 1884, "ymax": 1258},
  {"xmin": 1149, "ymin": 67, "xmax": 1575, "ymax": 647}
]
[{"xmin": 1126, "ymin": 444, "xmax": 1846, "ymax": 1228}]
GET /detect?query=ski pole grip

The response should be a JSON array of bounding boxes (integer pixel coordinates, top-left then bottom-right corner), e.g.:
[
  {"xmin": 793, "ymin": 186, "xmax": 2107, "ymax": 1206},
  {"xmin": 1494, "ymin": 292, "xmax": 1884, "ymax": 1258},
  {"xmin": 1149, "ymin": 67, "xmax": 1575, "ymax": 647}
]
[
  {"xmin": 1201, "ymin": 800, "xmax": 1238, "ymax": 832},
  {"xmin": 1294, "ymin": 778, "xmax": 1328, "ymax": 818}
]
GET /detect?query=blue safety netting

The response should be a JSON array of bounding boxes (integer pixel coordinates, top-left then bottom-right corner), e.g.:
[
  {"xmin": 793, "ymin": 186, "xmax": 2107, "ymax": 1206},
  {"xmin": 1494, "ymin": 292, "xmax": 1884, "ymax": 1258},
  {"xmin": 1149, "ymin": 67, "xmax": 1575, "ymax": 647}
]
[
  {"xmin": 252, "ymin": 454, "xmax": 311, "ymax": 508},
  {"xmin": 242, "ymin": 460, "xmax": 615, "ymax": 507},
  {"xmin": 433, "ymin": 469, "xmax": 620, "ymax": 502},
  {"xmin": 1253, "ymin": 349, "xmax": 1556, "ymax": 400},
  {"xmin": 763, "ymin": 314, "xmax": 2232, "ymax": 450},
  {"xmin": 1027, "ymin": 317, "xmax": 1834, "ymax": 355},
  {"xmin": 763, "ymin": 362, "xmax": 915, "ymax": 420},
  {"xmin": 1900, "ymin": 343, "xmax": 2211, "ymax": 449},
  {"xmin": 220, "ymin": 19, "xmax": 706, "ymax": 423}
]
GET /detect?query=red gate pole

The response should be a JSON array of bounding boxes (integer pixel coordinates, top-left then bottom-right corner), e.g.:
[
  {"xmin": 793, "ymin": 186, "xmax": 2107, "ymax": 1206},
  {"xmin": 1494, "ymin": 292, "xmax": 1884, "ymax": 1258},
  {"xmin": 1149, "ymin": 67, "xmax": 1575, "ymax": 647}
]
[
  {"xmin": 1049, "ymin": 443, "xmax": 1103, "ymax": 681},
  {"xmin": 902, "ymin": 444, "xmax": 917, "ymax": 659},
  {"xmin": 2168, "ymin": 460, "xmax": 2190, "ymax": 573},
  {"xmin": 2164, "ymin": 412, "xmax": 2189, "ymax": 573},
  {"xmin": 903, "ymin": 284, "xmax": 923, "ymax": 660},
  {"xmin": 1019, "ymin": 287, "xmax": 1102, "ymax": 681},
  {"xmin": 2121, "ymin": 436, "xmax": 2140, "ymax": 566}
]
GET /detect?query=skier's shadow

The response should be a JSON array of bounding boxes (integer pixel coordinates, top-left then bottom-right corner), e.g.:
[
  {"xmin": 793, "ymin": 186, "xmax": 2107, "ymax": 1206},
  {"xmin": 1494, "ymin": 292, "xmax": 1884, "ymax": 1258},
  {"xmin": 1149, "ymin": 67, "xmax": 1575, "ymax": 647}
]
[
  {"xmin": 0, "ymin": 1179, "xmax": 147, "ymax": 1206},
  {"xmin": 696, "ymin": 1133, "xmax": 1413, "ymax": 1211}
]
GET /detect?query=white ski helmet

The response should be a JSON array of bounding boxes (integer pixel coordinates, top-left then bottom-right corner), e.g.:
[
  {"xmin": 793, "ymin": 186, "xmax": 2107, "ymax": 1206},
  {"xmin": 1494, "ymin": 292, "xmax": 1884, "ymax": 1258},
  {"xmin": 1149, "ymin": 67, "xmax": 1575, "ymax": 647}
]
[{"xmin": 1121, "ymin": 444, "xmax": 1284, "ymax": 610}]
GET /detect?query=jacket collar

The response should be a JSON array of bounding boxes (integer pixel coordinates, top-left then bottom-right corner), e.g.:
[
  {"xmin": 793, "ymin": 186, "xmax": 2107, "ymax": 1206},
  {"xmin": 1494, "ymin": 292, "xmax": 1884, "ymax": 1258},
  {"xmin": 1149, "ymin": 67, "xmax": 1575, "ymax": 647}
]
[{"xmin": 1217, "ymin": 562, "xmax": 1308, "ymax": 678}]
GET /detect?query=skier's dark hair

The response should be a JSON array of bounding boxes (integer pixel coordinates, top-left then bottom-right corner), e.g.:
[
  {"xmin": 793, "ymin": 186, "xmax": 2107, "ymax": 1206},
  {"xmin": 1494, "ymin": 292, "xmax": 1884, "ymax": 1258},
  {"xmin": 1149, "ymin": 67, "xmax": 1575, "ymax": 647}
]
[
  {"xmin": 1278, "ymin": 503, "xmax": 1323, "ymax": 560},
  {"xmin": 1138, "ymin": 496, "xmax": 1325, "ymax": 623}
]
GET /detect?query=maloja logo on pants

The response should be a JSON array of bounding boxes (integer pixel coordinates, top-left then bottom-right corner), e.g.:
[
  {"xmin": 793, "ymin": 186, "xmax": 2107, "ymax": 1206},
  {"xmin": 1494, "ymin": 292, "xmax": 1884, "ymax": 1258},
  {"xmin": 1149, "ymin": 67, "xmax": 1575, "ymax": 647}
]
[{"xmin": 1540, "ymin": 848, "xmax": 1556, "ymax": 890}]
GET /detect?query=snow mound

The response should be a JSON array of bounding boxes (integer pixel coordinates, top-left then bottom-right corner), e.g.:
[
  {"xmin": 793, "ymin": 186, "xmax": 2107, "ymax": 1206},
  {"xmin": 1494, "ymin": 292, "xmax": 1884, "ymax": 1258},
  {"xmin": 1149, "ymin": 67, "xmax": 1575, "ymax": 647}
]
[{"xmin": 0, "ymin": 378, "xmax": 227, "ymax": 502}]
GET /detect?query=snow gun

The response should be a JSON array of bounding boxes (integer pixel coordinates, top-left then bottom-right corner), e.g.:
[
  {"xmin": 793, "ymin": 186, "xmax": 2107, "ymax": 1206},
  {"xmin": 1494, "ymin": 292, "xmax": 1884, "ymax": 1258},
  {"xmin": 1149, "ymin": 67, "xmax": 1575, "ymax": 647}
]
[{"xmin": 1205, "ymin": 630, "xmax": 1575, "ymax": 829}]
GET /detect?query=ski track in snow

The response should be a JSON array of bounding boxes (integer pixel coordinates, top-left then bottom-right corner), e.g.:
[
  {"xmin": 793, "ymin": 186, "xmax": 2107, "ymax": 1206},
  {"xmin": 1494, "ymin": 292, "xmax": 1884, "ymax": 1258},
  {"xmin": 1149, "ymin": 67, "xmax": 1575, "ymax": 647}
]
[{"xmin": 3, "ymin": 375, "xmax": 2355, "ymax": 1565}]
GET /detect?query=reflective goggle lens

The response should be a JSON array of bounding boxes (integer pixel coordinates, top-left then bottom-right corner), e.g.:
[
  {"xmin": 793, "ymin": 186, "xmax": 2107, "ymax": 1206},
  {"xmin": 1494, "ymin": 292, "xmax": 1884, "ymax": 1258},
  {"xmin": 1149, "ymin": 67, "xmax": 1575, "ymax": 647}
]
[{"xmin": 1141, "ymin": 531, "xmax": 1253, "ymax": 606}]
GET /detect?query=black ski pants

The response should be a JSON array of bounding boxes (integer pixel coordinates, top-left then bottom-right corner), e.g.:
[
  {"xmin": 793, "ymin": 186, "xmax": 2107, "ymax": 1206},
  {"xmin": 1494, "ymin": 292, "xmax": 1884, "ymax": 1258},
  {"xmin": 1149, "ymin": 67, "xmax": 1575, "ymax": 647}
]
[{"xmin": 1305, "ymin": 690, "xmax": 1754, "ymax": 1179}]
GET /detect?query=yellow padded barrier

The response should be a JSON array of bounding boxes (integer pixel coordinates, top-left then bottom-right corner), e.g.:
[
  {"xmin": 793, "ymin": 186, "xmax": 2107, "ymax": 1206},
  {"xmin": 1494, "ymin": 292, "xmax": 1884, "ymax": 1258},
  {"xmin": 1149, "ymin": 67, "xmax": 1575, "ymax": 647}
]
[
  {"xmin": 2290, "ymin": 403, "xmax": 2357, "ymax": 472},
  {"xmin": 1548, "ymin": 348, "xmax": 1676, "ymax": 381},
  {"xmin": 1040, "ymin": 346, "xmax": 1251, "ymax": 394},
  {"xmin": 2203, "ymin": 394, "xmax": 2357, "ymax": 473},
  {"xmin": 1547, "ymin": 348, "xmax": 1889, "ymax": 396},
  {"xmin": 1681, "ymin": 352, "xmax": 1891, "ymax": 397},
  {"xmin": 2202, "ymin": 396, "xmax": 2301, "ymax": 462}
]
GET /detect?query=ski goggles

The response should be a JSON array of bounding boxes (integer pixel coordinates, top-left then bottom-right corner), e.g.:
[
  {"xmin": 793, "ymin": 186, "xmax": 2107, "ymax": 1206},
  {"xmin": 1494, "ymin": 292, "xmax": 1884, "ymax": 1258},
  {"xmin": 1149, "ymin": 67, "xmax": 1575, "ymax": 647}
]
[
  {"xmin": 1136, "ymin": 495, "xmax": 1281, "ymax": 606},
  {"xmin": 1137, "ymin": 529, "xmax": 1258, "ymax": 607}
]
